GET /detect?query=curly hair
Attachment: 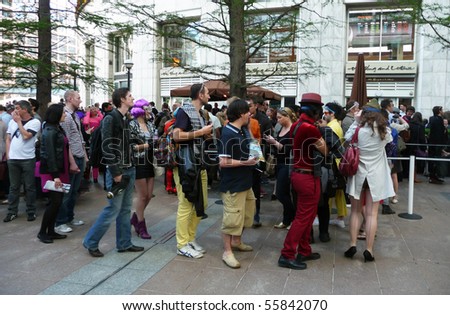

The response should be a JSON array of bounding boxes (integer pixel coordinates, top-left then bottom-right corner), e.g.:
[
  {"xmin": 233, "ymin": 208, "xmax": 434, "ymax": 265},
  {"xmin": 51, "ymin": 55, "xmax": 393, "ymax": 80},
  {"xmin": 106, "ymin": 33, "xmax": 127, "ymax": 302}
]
[{"xmin": 360, "ymin": 110, "xmax": 388, "ymax": 140}]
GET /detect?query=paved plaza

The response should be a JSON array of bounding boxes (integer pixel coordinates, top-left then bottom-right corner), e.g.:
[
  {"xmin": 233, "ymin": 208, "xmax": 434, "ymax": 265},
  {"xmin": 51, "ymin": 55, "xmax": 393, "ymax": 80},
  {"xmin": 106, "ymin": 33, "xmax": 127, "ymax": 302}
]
[{"xmin": 0, "ymin": 173, "xmax": 449, "ymax": 295}]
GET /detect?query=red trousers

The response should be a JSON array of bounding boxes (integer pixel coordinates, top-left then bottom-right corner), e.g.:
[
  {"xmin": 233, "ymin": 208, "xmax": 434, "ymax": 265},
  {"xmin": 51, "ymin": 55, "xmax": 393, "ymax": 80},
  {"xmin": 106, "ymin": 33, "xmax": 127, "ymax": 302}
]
[{"xmin": 281, "ymin": 172, "xmax": 321, "ymax": 259}]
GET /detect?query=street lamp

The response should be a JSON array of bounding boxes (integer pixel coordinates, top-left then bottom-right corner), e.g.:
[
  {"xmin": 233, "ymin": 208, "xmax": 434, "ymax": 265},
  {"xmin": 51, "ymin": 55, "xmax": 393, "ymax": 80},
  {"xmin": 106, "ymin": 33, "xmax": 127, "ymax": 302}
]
[
  {"xmin": 124, "ymin": 59, "xmax": 134, "ymax": 89},
  {"xmin": 70, "ymin": 61, "xmax": 79, "ymax": 91}
]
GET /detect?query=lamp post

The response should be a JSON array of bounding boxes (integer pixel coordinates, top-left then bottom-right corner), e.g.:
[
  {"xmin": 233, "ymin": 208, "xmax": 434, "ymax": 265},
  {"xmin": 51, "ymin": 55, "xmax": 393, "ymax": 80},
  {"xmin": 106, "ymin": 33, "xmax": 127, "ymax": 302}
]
[
  {"xmin": 124, "ymin": 59, "xmax": 134, "ymax": 89},
  {"xmin": 70, "ymin": 61, "xmax": 78, "ymax": 91}
]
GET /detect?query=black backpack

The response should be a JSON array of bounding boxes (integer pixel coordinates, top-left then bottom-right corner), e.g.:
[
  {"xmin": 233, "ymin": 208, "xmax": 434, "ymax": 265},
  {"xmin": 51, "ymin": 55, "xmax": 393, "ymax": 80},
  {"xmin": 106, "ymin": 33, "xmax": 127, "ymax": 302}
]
[{"xmin": 154, "ymin": 111, "xmax": 169, "ymax": 130}]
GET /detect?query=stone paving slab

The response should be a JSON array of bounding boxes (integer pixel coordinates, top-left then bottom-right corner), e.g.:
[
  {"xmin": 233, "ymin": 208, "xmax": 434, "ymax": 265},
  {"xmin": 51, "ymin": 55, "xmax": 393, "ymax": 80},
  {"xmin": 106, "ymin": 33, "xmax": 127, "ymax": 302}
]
[{"xmin": 0, "ymin": 174, "xmax": 449, "ymax": 296}]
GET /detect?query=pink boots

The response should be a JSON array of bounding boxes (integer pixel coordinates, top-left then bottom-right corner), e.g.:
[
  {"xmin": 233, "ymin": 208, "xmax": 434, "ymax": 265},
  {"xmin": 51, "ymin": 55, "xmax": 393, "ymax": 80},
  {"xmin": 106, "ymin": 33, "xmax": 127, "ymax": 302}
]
[{"xmin": 130, "ymin": 212, "xmax": 152, "ymax": 239}]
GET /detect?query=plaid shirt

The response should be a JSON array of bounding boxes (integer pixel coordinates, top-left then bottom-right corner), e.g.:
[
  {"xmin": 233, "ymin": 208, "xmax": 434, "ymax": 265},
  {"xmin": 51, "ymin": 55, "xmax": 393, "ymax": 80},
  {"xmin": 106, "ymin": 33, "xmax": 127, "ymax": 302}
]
[{"xmin": 60, "ymin": 107, "xmax": 85, "ymax": 158}]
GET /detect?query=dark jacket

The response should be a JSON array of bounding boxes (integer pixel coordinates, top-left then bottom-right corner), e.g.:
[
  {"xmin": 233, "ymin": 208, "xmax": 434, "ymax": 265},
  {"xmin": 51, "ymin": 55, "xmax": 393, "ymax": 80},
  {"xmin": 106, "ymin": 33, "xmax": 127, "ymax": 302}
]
[
  {"xmin": 428, "ymin": 115, "xmax": 447, "ymax": 155},
  {"xmin": 101, "ymin": 109, "xmax": 135, "ymax": 178},
  {"xmin": 407, "ymin": 121, "xmax": 427, "ymax": 154},
  {"xmin": 428, "ymin": 115, "xmax": 446, "ymax": 145},
  {"xmin": 39, "ymin": 124, "xmax": 66, "ymax": 178}
]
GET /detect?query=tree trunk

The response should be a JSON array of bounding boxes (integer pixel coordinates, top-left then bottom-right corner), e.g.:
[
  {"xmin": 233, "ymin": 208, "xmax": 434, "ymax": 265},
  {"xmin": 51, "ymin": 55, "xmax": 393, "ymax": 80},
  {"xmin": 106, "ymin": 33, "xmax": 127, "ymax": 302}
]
[
  {"xmin": 228, "ymin": 0, "xmax": 246, "ymax": 99},
  {"xmin": 37, "ymin": 0, "xmax": 52, "ymax": 115}
]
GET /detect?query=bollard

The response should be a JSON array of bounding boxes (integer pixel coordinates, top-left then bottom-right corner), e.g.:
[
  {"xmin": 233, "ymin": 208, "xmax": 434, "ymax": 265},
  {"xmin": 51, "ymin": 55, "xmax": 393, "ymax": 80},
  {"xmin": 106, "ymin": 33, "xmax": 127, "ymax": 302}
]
[{"xmin": 398, "ymin": 155, "xmax": 422, "ymax": 220}]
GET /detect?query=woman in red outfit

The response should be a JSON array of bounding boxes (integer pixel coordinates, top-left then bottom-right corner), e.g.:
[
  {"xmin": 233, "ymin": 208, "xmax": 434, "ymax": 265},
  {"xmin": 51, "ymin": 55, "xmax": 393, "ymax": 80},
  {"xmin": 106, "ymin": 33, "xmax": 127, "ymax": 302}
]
[{"xmin": 278, "ymin": 93, "xmax": 328, "ymax": 270}]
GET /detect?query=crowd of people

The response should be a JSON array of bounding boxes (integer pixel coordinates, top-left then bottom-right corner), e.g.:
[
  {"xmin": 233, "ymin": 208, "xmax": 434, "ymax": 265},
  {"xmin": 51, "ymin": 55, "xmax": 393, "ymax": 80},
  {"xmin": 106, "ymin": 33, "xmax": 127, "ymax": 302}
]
[{"xmin": 0, "ymin": 87, "xmax": 449, "ymax": 270}]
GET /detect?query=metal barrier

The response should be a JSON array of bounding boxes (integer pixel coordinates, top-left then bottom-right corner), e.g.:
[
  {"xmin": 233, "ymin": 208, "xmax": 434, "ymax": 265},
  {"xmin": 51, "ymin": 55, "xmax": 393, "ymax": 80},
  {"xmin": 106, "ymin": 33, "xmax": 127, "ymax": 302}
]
[{"xmin": 388, "ymin": 154, "xmax": 450, "ymax": 220}]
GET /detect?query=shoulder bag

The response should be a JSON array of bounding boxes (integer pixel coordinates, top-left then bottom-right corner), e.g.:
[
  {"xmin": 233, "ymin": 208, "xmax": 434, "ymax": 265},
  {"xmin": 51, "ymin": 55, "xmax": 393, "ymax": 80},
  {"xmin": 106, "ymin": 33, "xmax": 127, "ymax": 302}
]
[{"xmin": 339, "ymin": 127, "xmax": 360, "ymax": 177}]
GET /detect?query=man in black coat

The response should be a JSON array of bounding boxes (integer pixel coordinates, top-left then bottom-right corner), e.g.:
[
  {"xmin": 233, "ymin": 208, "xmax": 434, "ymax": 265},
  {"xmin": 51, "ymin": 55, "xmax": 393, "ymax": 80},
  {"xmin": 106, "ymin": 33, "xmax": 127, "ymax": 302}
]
[{"xmin": 428, "ymin": 106, "xmax": 448, "ymax": 184}]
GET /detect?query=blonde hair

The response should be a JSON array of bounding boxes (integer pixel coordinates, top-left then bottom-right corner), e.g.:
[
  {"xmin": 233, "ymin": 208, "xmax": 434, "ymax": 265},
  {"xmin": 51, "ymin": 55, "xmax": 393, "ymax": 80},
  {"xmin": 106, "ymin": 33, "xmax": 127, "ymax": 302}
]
[{"xmin": 278, "ymin": 107, "xmax": 297, "ymax": 123}]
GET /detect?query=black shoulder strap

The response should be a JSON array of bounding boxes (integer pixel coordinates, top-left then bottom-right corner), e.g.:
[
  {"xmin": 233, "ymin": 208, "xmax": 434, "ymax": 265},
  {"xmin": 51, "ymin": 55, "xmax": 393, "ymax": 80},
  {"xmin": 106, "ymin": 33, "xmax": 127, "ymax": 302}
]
[{"xmin": 292, "ymin": 121, "xmax": 303, "ymax": 138}]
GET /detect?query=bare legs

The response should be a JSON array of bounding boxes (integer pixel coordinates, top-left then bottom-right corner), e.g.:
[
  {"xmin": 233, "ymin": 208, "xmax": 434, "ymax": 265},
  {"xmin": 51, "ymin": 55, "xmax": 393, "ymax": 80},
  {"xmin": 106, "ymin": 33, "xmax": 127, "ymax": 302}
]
[
  {"xmin": 348, "ymin": 188, "xmax": 379, "ymax": 258},
  {"xmin": 134, "ymin": 177, "xmax": 154, "ymax": 221},
  {"xmin": 391, "ymin": 172, "xmax": 398, "ymax": 200},
  {"xmin": 362, "ymin": 189, "xmax": 378, "ymax": 255},
  {"xmin": 348, "ymin": 196, "xmax": 363, "ymax": 247},
  {"xmin": 131, "ymin": 177, "xmax": 154, "ymax": 239}
]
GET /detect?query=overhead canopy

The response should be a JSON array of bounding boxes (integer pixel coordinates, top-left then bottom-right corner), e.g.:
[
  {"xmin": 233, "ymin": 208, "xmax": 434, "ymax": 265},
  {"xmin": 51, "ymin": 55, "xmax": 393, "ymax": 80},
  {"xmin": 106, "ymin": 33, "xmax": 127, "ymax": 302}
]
[{"xmin": 170, "ymin": 79, "xmax": 281, "ymax": 101}]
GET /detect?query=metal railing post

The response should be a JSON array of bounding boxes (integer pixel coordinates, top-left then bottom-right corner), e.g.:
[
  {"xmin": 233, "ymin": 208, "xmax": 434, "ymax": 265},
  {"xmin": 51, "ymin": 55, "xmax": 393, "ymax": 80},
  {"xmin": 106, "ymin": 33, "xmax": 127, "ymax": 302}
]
[{"xmin": 398, "ymin": 155, "xmax": 422, "ymax": 220}]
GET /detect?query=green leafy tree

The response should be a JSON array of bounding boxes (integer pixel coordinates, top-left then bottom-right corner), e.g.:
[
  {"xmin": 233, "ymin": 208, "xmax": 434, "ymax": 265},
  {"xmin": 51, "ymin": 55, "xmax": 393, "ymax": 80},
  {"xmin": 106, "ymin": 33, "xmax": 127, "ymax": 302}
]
[
  {"xmin": 0, "ymin": 0, "xmax": 112, "ymax": 112},
  {"xmin": 103, "ymin": 0, "xmax": 335, "ymax": 99}
]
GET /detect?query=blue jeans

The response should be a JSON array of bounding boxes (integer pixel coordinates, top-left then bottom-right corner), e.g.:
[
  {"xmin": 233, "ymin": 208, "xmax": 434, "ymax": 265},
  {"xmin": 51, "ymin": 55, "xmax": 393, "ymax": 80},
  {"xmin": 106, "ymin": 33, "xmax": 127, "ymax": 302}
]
[
  {"xmin": 7, "ymin": 159, "xmax": 36, "ymax": 215},
  {"xmin": 56, "ymin": 156, "xmax": 85, "ymax": 225},
  {"xmin": 83, "ymin": 167, "xmax": 136, "ymax": 251}
]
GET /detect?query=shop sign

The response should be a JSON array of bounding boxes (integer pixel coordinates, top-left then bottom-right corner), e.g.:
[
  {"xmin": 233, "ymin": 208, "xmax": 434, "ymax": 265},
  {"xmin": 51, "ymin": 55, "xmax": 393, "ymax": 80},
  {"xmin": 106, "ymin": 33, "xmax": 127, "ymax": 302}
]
[{"xmin": 346, "ymin": 61, "xmax": 417, "ymax": 75}]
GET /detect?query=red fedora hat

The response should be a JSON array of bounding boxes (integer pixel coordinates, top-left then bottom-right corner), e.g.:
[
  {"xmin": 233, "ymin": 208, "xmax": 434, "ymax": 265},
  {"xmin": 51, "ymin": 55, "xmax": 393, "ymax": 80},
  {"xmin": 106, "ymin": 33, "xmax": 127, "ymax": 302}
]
[{"xmin": 299, "ymin": 93, "xmax": 323, "ymax": 106}]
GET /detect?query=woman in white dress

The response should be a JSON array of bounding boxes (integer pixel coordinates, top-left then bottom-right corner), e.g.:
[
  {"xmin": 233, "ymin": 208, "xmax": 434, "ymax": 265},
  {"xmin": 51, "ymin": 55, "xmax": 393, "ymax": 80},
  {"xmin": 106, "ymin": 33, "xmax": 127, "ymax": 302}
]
[{"xmin": 344, "ymin": 99, "xmax": 395, "ymax": 262}]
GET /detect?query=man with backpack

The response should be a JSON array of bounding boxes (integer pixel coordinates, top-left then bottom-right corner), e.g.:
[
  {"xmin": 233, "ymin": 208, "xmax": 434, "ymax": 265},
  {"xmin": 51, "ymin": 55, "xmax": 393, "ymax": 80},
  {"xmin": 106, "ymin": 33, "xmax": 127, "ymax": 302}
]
[{"xmin": 83, "ymin": 87, "xmax": 144, "ymax": 257}]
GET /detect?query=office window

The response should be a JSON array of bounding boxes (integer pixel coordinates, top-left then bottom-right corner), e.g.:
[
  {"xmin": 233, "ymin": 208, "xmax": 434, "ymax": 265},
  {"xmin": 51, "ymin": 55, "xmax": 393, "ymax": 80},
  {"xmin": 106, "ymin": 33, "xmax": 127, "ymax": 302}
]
[
  {"xmin": 110, "ymin": 35, "xmax": 130, "ymax": 73},
  {"xmin": 163, "ymin": 23, "xmax": 199, "ymax": 67},
  {"xmin": 246, "ymin": 11, "xmax": 297, "ymax": 64},
  {"xmin": 348, "ymin": 9, "xmax": 414, "ymax": 61}
]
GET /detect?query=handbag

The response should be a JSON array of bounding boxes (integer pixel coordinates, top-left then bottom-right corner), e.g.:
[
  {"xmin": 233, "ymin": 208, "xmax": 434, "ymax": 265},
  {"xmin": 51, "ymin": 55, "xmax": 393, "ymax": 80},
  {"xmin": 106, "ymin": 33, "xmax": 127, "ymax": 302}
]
[
  {"xmin": 265, "ymin": 154, "xmax": 276, "ymax": 176},
  {"xmin": 153, "ymin": 156, "xmax": 164, "ymax": 177},
  {"xmin": 339, "ymin": 127, "xmax": 360, "ymax": 177}
]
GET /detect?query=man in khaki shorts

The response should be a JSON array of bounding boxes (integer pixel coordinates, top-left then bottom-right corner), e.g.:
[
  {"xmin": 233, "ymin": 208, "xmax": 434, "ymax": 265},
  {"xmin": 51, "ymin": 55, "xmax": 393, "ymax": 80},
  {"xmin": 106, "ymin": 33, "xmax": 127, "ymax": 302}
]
[{"xmin": 218, "ymin": 98, "xmax": 257, "ymax": 269}]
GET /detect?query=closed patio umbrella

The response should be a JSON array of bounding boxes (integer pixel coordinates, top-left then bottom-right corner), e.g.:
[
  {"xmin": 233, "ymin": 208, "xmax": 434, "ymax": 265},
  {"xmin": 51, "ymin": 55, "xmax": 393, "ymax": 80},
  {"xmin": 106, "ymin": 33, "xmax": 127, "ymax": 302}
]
[{"xmin": 350, "ymin": 53, "xmax": 368, "ymax": 107}]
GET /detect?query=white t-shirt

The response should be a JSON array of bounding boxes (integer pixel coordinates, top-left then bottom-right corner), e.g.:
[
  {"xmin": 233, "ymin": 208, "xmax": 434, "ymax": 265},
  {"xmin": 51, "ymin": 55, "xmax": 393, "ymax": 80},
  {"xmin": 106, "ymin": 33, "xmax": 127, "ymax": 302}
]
[
  {"xmin": 7, "ymin": 118, "xmax": 41, "ymax": 160},
  {"xmin": 209, "ymin": 113, "xmax": 222, "ymax": 130}
]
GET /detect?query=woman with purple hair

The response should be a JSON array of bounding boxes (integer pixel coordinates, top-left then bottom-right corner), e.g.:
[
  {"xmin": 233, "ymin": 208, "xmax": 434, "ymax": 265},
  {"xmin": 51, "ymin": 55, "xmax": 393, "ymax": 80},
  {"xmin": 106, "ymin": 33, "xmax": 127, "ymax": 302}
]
[{"xmin": 129, "ymin": 99, "xmax": 157, "ymax": 239}]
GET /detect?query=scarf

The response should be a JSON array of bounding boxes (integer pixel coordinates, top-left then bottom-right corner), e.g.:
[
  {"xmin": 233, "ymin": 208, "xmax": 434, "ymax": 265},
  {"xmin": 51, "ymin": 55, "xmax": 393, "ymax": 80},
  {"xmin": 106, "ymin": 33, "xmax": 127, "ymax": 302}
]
[{"xmin": 181, "ymin": 103, "xmax": 205, "ymax": 155}]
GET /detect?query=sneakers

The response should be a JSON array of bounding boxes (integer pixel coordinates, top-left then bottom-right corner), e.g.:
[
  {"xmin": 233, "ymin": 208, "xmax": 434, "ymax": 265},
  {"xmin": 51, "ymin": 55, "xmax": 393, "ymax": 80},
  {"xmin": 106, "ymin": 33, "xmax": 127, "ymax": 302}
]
[
  {"xmin": 188, "ymin": 240, "xmax": 206, "ymax": 254},
  {"xmin": 3, "ymin": 213, "xmax": 17, "ymax": 222},
  {"xmin": 222, "ymin": 252, "xmax": 240, "ymax": 269},
  {"xmin": 330, "ymin": 219, "xmax": 345, "ymax": 228},
  {"xmin": 274, "ymin": 222, "xmax": 288, "ymax": 229},
  {"xmin": 391, "ymin": 197, "xmax": 399, "ymax": 204},
  {"xmin": 313, "ymin": 217, "xmax": 319, "ymax": 226},
  {"xmin": 177, "ymin": 244, "xmax": 204, "ymax": 259},
  {"xmin": 70, "ymin": 219, "xmax": 84, "ymax": 226},
  {"xmin": 27, "ymin": 213, "xmax": 37, "ymax": 222},
  {"xmin": 55, "ymin": 224, "xmax": 73, "ymax": 233}
]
